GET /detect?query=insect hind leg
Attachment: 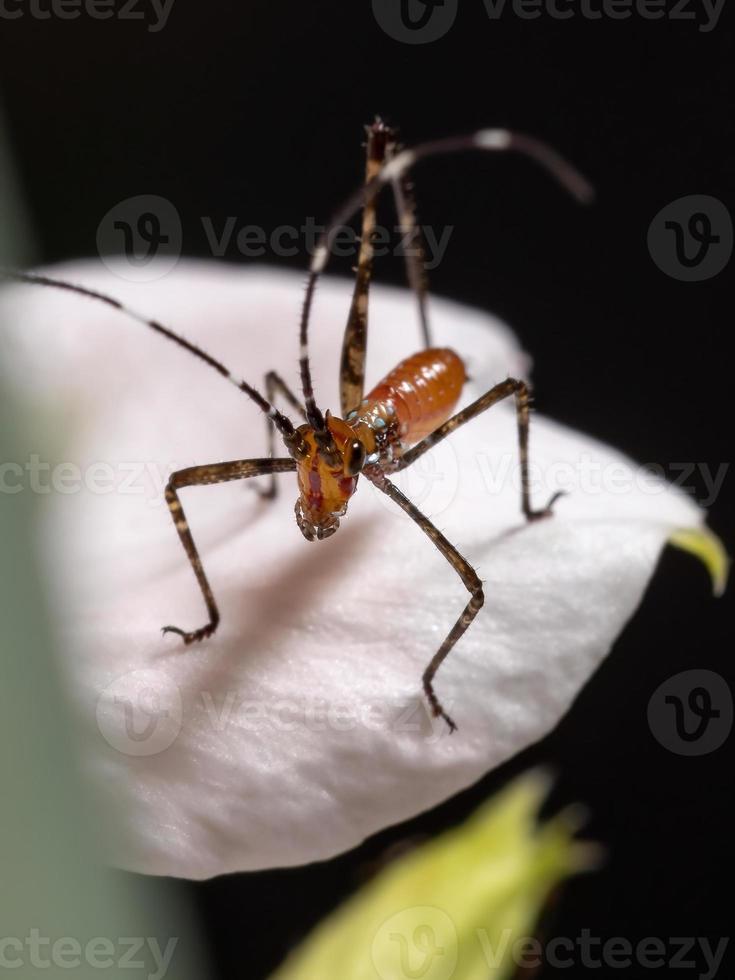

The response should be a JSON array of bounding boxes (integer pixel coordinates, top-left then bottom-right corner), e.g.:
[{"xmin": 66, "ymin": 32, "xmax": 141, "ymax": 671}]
[{"xmin": 390, "ymin": 167, "xmax": 433, "ymax": 349}]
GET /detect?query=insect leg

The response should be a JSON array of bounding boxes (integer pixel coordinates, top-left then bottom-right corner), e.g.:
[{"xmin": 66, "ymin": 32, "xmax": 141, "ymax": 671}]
[
  {"xmin": 339, "ymin": 121, "xmax": 394, "ymax": 417},
  {"xmin": 162, "ymin": 457, "xmax": 296, "ymax": 643},
  {"xmin": 366, "ymin": 469, "xmax": 483, "ymax": 733},
  {"xmin": 257, "ymin": 372, "xmax": 306, "ymax": 499},
  {"xmin": 301, "ymin": 129, "xmax": 592, "ymax": 399},
  {"xmin": 390, "ymin": 167, "xmax": 432, "ymax": 349},
  {"xmin": 394, "ymin": 378, "xmax": 563, "ymax": 521}
]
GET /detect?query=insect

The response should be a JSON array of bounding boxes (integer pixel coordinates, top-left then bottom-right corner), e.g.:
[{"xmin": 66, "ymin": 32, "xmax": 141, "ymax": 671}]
[{"xmin": 1, "ymin": 120, "xmax": 592, "ymax": 731}]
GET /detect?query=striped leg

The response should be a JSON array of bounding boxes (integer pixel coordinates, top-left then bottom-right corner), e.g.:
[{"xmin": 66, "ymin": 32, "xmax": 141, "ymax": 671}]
[
  {"xmin": 257, "ymin": 372, "xmax": 306, "ymax": 499},
  {"xmin": 339, "ymin": 120, "xmax": 394, "ymax": 417},
  {"xmin": 395, "ymin": 378, "xmax": 563, "ymax": 521},
  {"xmin": 340, "ymin": 122, "xmax": 433, "ymax": 417},
  {"xmin": 366, "ymin": 469, "xmax": 484, "ymax": 733},
  {"xmin": 162, "ymin": 457, "xmax": 296, "ymax": 644},
  {"xmin": 390, "ymin": 168, "xmax": 432, "ymax": 349},
  {"xmin": 300, "ymin": 129, "xmax": 592, "ymax": 422}
]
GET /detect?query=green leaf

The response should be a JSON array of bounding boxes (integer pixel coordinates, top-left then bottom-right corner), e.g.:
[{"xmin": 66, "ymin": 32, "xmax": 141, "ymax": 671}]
[{"xmin": 270, "ymin": 772, "xmax": 599, "ymax": 980}]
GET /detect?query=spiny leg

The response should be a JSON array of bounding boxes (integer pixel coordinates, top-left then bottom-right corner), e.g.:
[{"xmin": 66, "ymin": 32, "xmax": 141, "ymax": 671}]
[
  {"xmin": 341, "ymin": 121, "xmax": 433, "ymax": 419},
  {"xmin": 395, "ymin": 377, "xmax": 563, "ymax": 521},
  {"xmin": 257, "ymin": 372, "xmax": 306, "ymax": 499},
  {"xmin": 339, "ymin": 120, "xmax": 395, "ymax": 417},
  {"xmin": 300, "ymin": 128, "xmax": 593, "ymax": 423},
  {"xmin": 390, "ymin": 160, "xmax": 432, "ymax": 349},
  {"xmin": 366, "ymin": 469, "xmax": 484, "ymax": 733},
  {"xmin": 162, "ymin": 457, "xmax": 296, "ymax": 643}
]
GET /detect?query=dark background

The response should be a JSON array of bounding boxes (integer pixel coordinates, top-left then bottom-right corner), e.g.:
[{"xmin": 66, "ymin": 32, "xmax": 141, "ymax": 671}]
[{"xmin": 1, "ymin": 2, "xmax": 732, "ymax": 977}]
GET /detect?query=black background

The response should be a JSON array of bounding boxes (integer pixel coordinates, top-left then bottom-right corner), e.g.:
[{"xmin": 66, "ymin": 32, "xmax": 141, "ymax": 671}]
[{"xmin": 0, "ymin": 2, "xmax": 733, "ymax": 978}]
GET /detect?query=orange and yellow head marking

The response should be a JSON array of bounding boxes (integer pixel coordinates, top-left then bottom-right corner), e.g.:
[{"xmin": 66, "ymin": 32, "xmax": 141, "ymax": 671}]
[{"xmin": 293, "ymin": 414, "xmax": 375, "ymax": 541}]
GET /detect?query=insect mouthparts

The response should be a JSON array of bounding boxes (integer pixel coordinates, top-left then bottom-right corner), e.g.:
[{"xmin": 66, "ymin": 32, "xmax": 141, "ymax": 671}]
[{"xmin": 294, "ymin": 499, "xmax": 340, "ymax": 542}]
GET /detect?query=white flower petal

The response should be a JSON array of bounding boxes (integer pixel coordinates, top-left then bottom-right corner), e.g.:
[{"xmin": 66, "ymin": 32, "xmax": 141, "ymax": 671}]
[{"xmin": 0, "ymin": 261, "xmax": 713, "ymax": 879}]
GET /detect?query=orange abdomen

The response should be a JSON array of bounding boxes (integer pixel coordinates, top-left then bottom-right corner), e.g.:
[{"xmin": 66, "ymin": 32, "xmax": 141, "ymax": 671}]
[{"xmin": 364, "ymin": 348, "xmax": 467, "ymax": 446}]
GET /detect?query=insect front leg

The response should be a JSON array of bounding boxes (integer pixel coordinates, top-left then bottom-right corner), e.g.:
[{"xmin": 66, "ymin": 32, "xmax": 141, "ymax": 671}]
[
  {"xmin": 394, "ymin": 378, "xmax": 563, "ymax": 521},
  {"xmin": 366, "ymin": 469, "xmax": 484, "ymax": 733},
  {"xmin": 256, "ymin": 372, "xmax": 306, "ymax": 499},
  {"xmin": 162, "ymin": 457, "xmax": 296, "ymax": 643}
]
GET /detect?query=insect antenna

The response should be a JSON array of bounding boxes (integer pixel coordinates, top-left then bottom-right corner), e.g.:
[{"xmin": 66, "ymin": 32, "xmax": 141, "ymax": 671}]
[
  {"xmin": 299, "ymin": 273, "xmax": 324, "ymax": 429},
  {"xmin": 0, "ymin": 269, "xmax": 302, "ymax": 446},
  {"xmin": 298, "ymin": 128, "xmax": 594, "ymax": 405}
]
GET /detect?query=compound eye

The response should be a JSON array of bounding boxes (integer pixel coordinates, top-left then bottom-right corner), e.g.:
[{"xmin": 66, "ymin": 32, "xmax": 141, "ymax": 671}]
[
  {"xmin": 287, "ymin": 431, "xmax": 309, "ymax": 461},
  {"xmin": 345, "ymin": 440, "xmax": 366, "ymax": 476}
]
